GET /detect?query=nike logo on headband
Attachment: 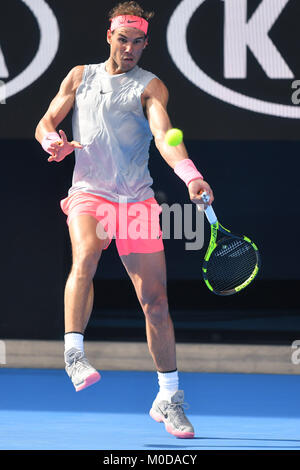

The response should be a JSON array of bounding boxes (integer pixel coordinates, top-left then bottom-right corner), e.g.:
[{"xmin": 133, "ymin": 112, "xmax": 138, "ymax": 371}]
[{"xmin": 127, "ymin": 20, "xmax": 138, "ymax": 23}]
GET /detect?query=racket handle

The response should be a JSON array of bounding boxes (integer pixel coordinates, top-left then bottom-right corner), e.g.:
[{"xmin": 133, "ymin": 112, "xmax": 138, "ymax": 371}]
[
  {"xmin": 204, "ymin": 205, "xmax": 218, "ymax": 224},
  {"xmin": 196, "ymin": 192, "xmax": 218, "ymax": 225}
]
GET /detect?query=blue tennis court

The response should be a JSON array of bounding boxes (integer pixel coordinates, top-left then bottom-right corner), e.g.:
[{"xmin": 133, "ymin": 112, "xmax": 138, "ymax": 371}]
[{"xmin": 1, "ymin": 368, "xmax": 300, "ymax": 450}]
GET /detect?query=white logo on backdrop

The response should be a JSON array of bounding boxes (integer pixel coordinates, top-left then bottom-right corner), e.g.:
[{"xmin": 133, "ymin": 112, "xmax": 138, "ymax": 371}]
[
  {"xmin": 0, "ymin": 0, "xmax": 59, "ymax": 99},
  {"xmin": 167, "ymin": 0, "xmax": 300, "ymax": 118}
]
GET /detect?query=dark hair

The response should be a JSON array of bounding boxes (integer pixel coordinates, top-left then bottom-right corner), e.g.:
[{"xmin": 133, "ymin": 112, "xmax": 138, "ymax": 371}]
[{"xmin": 108, "ymin": 1, "xmax": 155, "ymax": 22}]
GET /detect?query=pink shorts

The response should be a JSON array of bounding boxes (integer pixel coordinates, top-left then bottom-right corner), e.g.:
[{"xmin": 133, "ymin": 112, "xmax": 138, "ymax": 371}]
[{"xmin": 60, "ymin": 192, "xmax": 164, "ymax": 257}]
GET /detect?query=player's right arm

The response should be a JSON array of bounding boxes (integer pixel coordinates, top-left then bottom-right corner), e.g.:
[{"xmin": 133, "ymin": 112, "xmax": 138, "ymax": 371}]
[{"xmin": 35, "ymin": 65, "xmax": 84, "ymax": 162}]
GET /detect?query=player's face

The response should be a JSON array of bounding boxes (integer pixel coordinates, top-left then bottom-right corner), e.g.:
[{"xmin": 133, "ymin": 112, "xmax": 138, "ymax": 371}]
[{"xmin": 107, "ymin": 27, "xmax": 148, "ymax": 73}]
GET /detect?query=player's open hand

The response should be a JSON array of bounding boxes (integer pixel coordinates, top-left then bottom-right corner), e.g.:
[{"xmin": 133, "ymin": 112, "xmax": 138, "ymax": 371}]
[
  {"xmin": 47, "ymin": 130, "xmax": 83, "ymax": 163},
  {"xmin": 188, "ymin": 178, "xmax": 214, "ymax": 208}
]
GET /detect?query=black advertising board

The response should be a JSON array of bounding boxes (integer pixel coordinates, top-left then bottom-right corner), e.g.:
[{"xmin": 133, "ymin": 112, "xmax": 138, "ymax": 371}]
[{"xmin": 1, "ymin": 0, "xmax": 300, "ymax": 139}]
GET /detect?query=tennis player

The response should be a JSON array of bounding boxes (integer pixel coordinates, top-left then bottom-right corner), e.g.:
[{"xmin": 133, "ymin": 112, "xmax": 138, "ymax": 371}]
[{"xmin": 35, "ymin": 1, "xmax": 214, "ymax": 439}]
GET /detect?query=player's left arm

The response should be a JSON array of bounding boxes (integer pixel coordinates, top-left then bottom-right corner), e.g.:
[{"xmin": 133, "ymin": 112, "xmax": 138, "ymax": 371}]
[{"xmin": 144, "ymin": 78, "xmax": 214, "ymax": 204}]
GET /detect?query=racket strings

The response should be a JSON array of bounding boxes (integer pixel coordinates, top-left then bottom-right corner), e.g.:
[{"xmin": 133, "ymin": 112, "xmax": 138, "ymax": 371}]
[
  {"xmin": 208, "ymin": 255, "xmax": 256, "ymax": 290},
  {"xmin": 214, "ymin": 240, "xmax": 251, "ymax": 258},
  {"xmin": 205, "ymin": 238, "xmax": 258, "ymax": 293}
]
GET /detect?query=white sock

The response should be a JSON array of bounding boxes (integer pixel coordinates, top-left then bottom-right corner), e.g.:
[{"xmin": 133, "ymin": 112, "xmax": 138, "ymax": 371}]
[
  {"xmin": 64, "ymin": 332, "xmax": 84, "ymax": 353},
  {"xmin": 156, "ymin": 370, "xmax": 179, "ymax": 401}
]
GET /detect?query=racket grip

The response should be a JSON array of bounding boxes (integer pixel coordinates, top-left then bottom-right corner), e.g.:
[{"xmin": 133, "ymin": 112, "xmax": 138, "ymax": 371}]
[
  {"xmin": 204, "ymin": 205, "xmax": 218, "ymax": 224},
  {"xmin": 196, "ymin": 192, "xmax": 218, "ymax": 224}
]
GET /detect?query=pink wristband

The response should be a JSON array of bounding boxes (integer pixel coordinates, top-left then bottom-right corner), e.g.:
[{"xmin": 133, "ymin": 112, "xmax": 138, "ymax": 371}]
[
  {"xmin": 42, "ymin": 132, "xmax": 61, "ymax": 154},
  {"xmin": 174, "ymin": 159, "xmax": 203, "ymax": 186}
]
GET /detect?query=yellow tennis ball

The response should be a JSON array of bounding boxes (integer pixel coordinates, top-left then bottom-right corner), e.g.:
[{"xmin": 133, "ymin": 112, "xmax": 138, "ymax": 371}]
[{"xmin": 165, "ymin": 128, "xmax": 183, "ymax": 146}]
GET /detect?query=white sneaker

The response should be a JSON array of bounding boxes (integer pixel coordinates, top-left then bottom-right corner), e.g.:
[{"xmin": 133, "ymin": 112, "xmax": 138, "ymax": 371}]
[
  {"xmin": 64, "ymin": 348, "xmax": 100, "ymax": 392},
  {"xmin": 149, "ymin": 390, "xmax": 194, "ymax": 438}
]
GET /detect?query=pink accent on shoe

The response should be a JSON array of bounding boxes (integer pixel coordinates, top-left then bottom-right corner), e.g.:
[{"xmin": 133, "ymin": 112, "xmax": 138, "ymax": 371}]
[
  {"xmin": 75, "ymin": 371, "xmax": 101, "ymax": 392},
  {"xmin": 149, "ymin": 408, "xmax": 194, "ymax": 439},
  {"xmin": 165, "ymin": 423, "xmax": 194, "ymax": 439},
  {"xmin": 149, "ymin": 408, "xmax": 164, "ymax": 423}
]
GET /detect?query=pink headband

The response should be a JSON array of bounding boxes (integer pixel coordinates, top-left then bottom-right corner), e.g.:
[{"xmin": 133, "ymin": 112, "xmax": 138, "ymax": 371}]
[{"xmin": 110, "ymin": 15, "xmax": 148, "ymax": 35}]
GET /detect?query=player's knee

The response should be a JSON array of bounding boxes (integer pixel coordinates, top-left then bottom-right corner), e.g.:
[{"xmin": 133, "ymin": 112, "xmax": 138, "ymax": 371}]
[
  {"xmin": 72, "ymin": 245, "xmax": 101, "ymax": 278},
  {"xmin": 142, "ymin": 291, "xmax": 169, "ymax": 324}
]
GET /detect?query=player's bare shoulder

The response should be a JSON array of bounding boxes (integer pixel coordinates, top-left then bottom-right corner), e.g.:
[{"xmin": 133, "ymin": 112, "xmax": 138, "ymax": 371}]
[
  {"xmin": 142, "ymin": 78, "xmax": 169, "ymax": 107},
  {"xmin": 60, "ymin": 65, "xmax": 85, "ymax": 96},
  {"xmin": 70, "ymin": 65, "xmax": 85, "ymax": 90}
]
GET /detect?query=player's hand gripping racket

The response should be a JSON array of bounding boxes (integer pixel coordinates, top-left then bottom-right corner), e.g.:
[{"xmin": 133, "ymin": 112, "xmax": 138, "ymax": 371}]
[{"xmin": 197, "ymin": 193, "xmax": 261, "ymax": 296}]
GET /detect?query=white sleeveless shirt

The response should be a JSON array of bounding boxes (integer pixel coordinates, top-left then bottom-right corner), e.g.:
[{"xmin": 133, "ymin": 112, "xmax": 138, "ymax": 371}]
[{"xmin": 69, "ymin": 62, "xmax": 158, "ymax": 202}]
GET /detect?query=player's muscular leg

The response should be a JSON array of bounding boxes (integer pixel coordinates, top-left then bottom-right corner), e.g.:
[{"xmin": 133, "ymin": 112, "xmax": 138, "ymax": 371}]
[
  {"xmin": 65, "ymin": 215, "xmax": 109, "ymax": 333},
  {"xmin": 120, "ymin": 251, "xmax": 177, "ymax": 372}
]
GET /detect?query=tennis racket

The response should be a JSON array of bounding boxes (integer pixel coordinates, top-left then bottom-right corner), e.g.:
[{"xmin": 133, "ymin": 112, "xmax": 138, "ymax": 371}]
[{"xmin": 197, "ymin": 193, "xmax": 261, "ymax": 296}]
